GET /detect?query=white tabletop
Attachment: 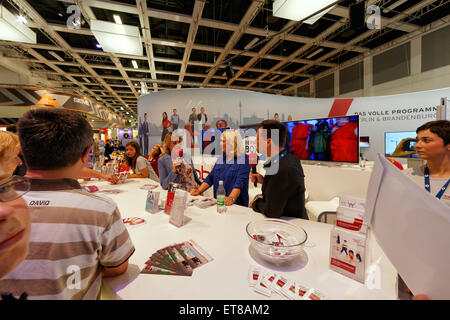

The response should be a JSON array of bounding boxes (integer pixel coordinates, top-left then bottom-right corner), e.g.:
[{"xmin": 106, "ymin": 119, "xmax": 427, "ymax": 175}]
[{"xmin": 81, "ymin": 179, "xmax": 398, "ymax": 300}]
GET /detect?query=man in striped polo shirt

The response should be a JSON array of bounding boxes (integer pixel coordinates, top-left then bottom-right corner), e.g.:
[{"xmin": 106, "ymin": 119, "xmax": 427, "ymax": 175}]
[{"xmin": 0, "ymin": 109, "xmax": 135, "ymax": 299}]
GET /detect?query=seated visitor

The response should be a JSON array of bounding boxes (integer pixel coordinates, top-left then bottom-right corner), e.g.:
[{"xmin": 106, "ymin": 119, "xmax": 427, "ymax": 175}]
[
  {"xmin": 0, "ymin": 109, "xmax": 135, "ymax": 300},
  {"xmin": 190, "ymin": 130, "xmax": 250, "ymax": 206},
  {"xmin": 0, "ymin": 131, "xmax": 31, "ymax": 282},
  {"xmin": 249, "ymin": 120, "xmax": 308, "ymax": 219},
  {"xmin": 124, "ymin": 141, "xmax": 150, "ymax": 179},
  {"xmin": 0, "ymin": 131, "xmax": 23, "ymax": 178},
  {"xmin": 158, "ymin": 132, "xmax": 201, "ymax": 190},
  {"xmin": 149, "ymin": 144, "xmax": 165, "ymax": 177}
]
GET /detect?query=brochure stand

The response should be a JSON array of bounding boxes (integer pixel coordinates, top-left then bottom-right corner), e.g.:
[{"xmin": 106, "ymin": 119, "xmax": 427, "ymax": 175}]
[{"xmin": 329, "ymin": 196, "xmax": 368, "ymax": 284}]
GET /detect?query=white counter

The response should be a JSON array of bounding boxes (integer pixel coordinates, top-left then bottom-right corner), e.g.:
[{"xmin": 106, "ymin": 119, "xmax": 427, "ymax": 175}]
[{"xmin": 84, "ymin": 179, "xmax": 398, "ymax": 300}]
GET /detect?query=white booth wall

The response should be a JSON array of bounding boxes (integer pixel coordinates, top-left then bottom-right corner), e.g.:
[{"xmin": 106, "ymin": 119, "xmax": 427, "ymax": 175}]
[{"xmin": 138, "ymin": 87, "xmax": 450, "ymax": 161}]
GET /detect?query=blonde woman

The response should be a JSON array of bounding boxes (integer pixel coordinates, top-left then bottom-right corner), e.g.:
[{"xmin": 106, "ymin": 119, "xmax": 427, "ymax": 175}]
[
  {"xmin": 191, "ymin": 130, "xmax": 250, "ymax": 206},
  {"xmin": 0, "ymin": 131, "xmax": 23, "ymax": 178},
  {"xmin": 0, "ymin": 131, "xmax": 31, "ymax": 285}
]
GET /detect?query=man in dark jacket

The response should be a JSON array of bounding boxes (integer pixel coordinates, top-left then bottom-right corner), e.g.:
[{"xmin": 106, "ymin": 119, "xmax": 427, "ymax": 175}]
[{"xmin": 249, "ymin": 120, "xmax": 307, "ymax": 220}]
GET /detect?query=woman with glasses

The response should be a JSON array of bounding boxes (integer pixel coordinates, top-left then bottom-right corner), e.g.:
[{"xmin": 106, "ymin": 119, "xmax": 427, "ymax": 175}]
[{"xmin": 0, "ymin": 131, "xmax": 31, "ymax": 300}]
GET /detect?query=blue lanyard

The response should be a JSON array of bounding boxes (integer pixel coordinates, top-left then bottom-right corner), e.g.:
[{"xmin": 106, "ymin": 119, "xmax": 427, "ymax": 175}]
[
  {"xmin": 424, "ymin": 166, "xmax": 450, "ymax": 200},
  {"xmin": 264, "ymin": 150, "xmax": 287, "ymax": 168}
]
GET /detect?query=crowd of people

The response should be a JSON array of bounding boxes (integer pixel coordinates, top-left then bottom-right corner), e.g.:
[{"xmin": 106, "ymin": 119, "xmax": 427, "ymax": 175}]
[{"xmin": 0, "ymin": 107, "xmax": 447, "ymax": 300}]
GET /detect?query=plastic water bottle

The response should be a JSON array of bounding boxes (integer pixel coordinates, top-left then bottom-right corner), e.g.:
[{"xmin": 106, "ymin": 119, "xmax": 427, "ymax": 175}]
[{"xmin": 216, "ymin": 180, "xmax": 226, "ymax": 213}]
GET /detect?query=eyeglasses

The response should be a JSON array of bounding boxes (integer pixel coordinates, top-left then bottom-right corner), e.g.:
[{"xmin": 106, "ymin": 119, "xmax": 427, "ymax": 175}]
[{"xmin": 0, "ymin": 176, "xmax": 30, "ymax": 202}]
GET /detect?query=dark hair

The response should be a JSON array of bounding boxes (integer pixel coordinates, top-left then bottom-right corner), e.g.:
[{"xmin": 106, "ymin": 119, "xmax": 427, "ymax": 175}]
[
  {"xmin": 151, "ymin": 144, "xmax": 163, "ymax": 159},
  {"xmin": 257, "ymin": 120, "xmax": 287, "ymax": 148},
  {"xmin": 416, "ymin": 120, "xmax": 450, "ymax": 145},
  {"xmin": 18, "ymin": 109, "xmax": 93, "ymax": 170},
  {"xmin": 125, "ymin": 141, "xmax": 142, "ymax": 171},
  {"xmin": 162, "ymin": 112, "xmax": 168, "ymax": 121},
  {"xmin": 6, "ymin": 124, "xmax": 17, "ymax": 133},
  {"xmin": 349, "ymin": 250, "xmax": 354, "ymax": 255}
]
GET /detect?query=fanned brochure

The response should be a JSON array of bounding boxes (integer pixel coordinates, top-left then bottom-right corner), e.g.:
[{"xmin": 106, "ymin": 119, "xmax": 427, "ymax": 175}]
[{"xmin": 141, "ymin": 240, "xmax": 213, "ymax": 276}]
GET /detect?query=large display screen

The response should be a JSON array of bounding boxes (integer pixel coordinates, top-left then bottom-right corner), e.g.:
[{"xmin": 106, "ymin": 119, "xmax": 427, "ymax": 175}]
[
  {"xmin": 283, "ymin": 115, "xmax": 360, "ymax": 163},
  {"xmin": 385, "ymin": 131, "xmax": 418, "ymax": 158}
]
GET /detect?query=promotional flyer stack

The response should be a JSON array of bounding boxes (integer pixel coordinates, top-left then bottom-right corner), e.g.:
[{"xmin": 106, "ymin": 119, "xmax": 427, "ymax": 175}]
[
  {"xmin": 329, "ymin": 196, "xmax": 368, "ymax": 283},
  {"xmin": 248, "ymin": 265, "xmax": 328, "ymax": 300},
  {"xmin": 141, "ymin": 240, "xmax": 213, "ymax": 276}
]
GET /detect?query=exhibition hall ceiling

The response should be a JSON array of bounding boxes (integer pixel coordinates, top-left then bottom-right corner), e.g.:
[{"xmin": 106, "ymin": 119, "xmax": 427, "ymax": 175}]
[{"xmin": 0, "ymin": 0, "xmax": 448, "ymax": 119}]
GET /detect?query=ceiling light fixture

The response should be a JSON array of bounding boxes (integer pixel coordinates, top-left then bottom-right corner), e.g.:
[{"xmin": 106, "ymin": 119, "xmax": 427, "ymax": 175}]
[
  {"xmin": 120, "ymin": 106, "xmax": 124, "ymax": 110},
  {"xmin": 113, "ymin": 15, "xmax": 122, "ymax": 25},
  {"xmin": 90, "ymin": 20, "xmax": 143, "ymax": 56},
  {"xmin": 0, "ymin": 5, "xmax": 36, "ymax": 44},
  {"xmin": 132, "ymin": 60, "xmax": 138, "ymax": 69},
  {"xmin": 17, "ymin": 15, "xmax": 27, "ymax": 24},
  {"xmin": 306, "ymin": 48, "xmax": 324, "ymax": 59},
  {"xmin": 273, "ymin": 0, "xmax": 337, "ymax": 25},
  {"xmin": 95, "ymin": 43, "xmax": 101, "ymax": 49},
  {"xmin": 126, "ymin": 112, "xmax": 129, "ymax": 114}
]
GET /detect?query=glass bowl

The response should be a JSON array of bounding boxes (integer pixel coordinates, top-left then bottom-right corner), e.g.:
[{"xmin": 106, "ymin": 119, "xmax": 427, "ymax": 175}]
[
  {"xmin": 115, "ymin": 172, "xmax": 129, "ymax": 184},
  {"xmin": 246, "ymin": 219, "xmax": 308, "ymax": 263}
]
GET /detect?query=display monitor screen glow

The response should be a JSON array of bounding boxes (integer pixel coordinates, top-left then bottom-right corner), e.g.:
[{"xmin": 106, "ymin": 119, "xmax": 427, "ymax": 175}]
[
  {"xmin": 385, "ymin": 131, "xmax": 418, "ymax": 158},
  {"xmin": 283, "ymin": 115, "xmax": 360, "ymax": 163}
]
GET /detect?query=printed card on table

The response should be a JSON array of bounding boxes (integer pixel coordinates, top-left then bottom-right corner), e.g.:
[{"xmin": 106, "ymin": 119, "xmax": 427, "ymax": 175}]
[{"xmin": 122, "ymin": 217, "xmax": 147, "ymax": 228}]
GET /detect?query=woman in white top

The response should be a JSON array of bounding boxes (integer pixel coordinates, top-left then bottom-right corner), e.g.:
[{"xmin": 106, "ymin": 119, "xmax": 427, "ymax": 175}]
[
  {"xmin": 405, "ymin": 120, "xmax": 450, "ymax": 206},
  {"xmin": 124, "ymin": 141, "xmax": 159, "ymax": 181},
  {"xmin": 125, "ymin": 141, "xmax": 150, "ymax": 178}
]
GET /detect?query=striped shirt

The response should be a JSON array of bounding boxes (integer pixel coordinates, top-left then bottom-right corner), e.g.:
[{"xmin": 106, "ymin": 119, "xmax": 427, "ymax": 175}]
[{"xmin": 0, "ymin": 179, "xmax": 135, "ymax": 300}]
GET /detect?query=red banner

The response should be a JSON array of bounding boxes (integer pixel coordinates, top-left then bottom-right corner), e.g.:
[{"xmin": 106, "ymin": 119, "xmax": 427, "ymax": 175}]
[
  {"xmin": 336, "ymin": 218, "xmax": 363, "ymax": 231},
  {"xmin": 331, "ymin": 258, "xmax": 356, "ymax": 274}
]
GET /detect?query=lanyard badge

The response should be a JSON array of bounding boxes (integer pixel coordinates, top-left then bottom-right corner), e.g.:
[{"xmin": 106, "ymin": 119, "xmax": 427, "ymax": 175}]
[{"xmin": 424, "ymin": 166, "xmax": 450, "ymax": 200}]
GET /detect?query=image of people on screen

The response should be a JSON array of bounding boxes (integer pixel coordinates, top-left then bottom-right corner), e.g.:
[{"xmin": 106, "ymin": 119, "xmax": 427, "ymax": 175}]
[
  {"xmin": 290, "ymin": 122, "xmax": 312, "ymax": 160},
  {"xmin": 310, "ymin": 120, "xmax": 331, "ymax": 161},
  {"xmin": 284, "ymin": 116, "xmax": 359, "ymax": 163},
  {"xmin": 330, "ymin": 116, "xmax": 358, "ymax": 163},
  {"xmin": 385, "ymin": 132, "xmax": 418, "ymax": 158}
]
